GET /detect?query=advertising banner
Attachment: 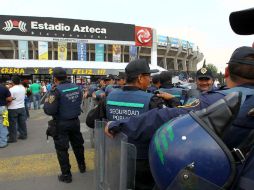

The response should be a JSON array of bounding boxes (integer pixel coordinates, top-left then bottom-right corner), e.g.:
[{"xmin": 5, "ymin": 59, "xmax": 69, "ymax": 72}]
[
  {"xmin": 181, "ymin": 40, "xmax": 188, "ymax": 49},
  {"xmin": 112, "ymin": 44, "xmax": 121, "ymax": 62},
  {"xmin": 129, "ymin": 45, "xmax": 137, "ymax": 62},
  {"xmin": 58, "ymin": 42, "xmax": 67, "ymax": 60},
  {"xmin": 0, "ymin": 15, "xmax": 135, "ymax": 45},
  {"xmin": 170, "ymin": 38, "xmax": 179, "ymax": 48},
  {"xmin": 157, "ymin": 35, "xmax": 168, "ymax": 47},
  {"xmin": 135, "ymin": 26, "xmax": 153, "ymax": 47},
  {"xmin": 18, "ymin": 40, "xmax": 29, "ymax": 59},
  {"xmin": 77, "ymin": 42, "xmax": 87, "ymax": 61},
  {"xmin": 38, "ymin": 41, "xmax": 48, "ymax": 60},
  {"xmin": 95, "ymin": 44, "xmax": 104, "ymax": 61}
]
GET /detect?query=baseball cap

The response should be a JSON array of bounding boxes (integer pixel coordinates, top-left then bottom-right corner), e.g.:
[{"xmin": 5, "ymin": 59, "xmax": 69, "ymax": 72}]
[
  {"xmin": 229, "ymin": 8, "xmax": 254, "ymax": 35},
  {"xmin": 53, "ymin": 67, "xmax": 67, "ymax": 77},
  {"xmin": 125, "ymin": 59, "xmax": 159, "ymax": 76},
  {"xmin": 196, "ymin": 68, "xmax": 213, "ymax": 79},
  {"xmin": 115, "ymin": 72, "xmax": 126, "ymax": 80},
  {"xmin": 159, "ymin": 71, "xmax": 173, "ymax": 84},
  {"xmin": 228, "ymin": 46, "xmax": 254, "ymax": 65}
]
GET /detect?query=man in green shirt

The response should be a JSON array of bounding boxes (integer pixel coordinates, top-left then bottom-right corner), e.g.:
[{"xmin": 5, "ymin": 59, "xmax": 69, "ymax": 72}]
[{"xmin": 29, "ymin": 81, "xmax": 42, "ymax": 110}]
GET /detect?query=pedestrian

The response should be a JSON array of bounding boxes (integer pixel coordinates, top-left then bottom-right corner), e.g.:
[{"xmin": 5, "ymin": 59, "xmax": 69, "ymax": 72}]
[
  {"xmin": 0, "ymin": 81, "xmax": 12, "ymax": 148},
  {"xmin": 7, "ymin": 76, "xmax": 28, "ymax": 142},
  {"xmin": 29, "ymin": 80, "xmax": 42, "ymax": 110},
  {"xmin": 43, "ymin": 67, "xmax": 86, "ymax": 183}
]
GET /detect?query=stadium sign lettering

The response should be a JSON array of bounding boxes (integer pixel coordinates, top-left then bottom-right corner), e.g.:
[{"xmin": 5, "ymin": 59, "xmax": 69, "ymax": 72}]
[
  {"xmin": 0, "ymin": 67, "xmax": 108, "ymax": 75},
  {"xmin": 31, "ymin": 21, "xmax": 107, "ymax": 34}
]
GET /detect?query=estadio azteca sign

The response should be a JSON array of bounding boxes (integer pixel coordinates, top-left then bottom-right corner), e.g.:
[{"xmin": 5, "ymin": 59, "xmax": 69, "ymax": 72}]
[
  {"xmin": 135, "ymin": 26, "xmax": 153, "ymax": 47},
  {"xmin": 0, "ymin": 15, "xmax": 135, "ymax": 45}
]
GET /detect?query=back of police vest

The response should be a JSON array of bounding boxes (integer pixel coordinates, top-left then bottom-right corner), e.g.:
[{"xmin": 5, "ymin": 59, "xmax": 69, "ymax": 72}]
[
  {"xmin": 106, "ymin": 89, "xmax": 153, "ymax": 121},
  {"xmin": 56, "ymin": 83, "xmax": 82, "ymax": 120}
]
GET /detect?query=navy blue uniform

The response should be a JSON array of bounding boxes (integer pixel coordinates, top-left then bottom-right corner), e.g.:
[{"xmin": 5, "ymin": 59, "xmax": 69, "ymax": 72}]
[
  {"xmin": 43, "ymin": 81, "xmax": 85, "ymax": 176},
  {"xmin": 108, "ymin": 84, "xmax": 254, "ymax": 157}
]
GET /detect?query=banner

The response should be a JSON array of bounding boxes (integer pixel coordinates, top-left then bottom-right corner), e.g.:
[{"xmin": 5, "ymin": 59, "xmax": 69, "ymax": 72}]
[
  {"xmin": 18, "ymin": 40, "xmax": 28, "ymax": 59},
  {"xmin": 112, "ymin": 44, "xmax": 121, "ymax": 62},
  {"xmin": 58, "ymin": 42, "xmax": 67, "ymax": 60},
  {"xmin": 95, "ymin": 44, "xmax": 104, "ymax": 61},
  {"xmin": 38, "ymin": 41, "xmax": 48, "ymax": 60},
  {"xmin": 129, "ymin": 45, "xmax": 137, "ymax": 62},
  {"xmin": 158, "ymin": 35, "xmax": 168, "ymax": 47},
  {"xmin": 170, "ymin": 38, "xmax": 179, "ymax": 48},
  {"xmin": 77, "ymin": 42, "xmax": 87, "ymax": 61},
  {"xmin": 181, "ymin": 40, "xmax": 188, "ymax": 49},
  {"xmin": 0, "ymin": 15, "xmax": 135, "ymax": 44}
]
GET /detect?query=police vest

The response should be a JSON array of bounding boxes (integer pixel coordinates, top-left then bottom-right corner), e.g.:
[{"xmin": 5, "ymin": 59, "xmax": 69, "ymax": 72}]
[
  {"xmin": 159, "ymin": 87, "xmax": 187, "ymax": 104},
  {"xmin": 56, "ymin": 83, "xmax": 82, "ymax": 120},
  {"xmin": 106, "ymin": 89, "xmax": 153, "ymax": 121}
]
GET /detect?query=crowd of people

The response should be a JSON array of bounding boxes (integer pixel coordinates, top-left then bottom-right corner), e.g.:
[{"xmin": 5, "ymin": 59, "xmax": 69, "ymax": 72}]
[{"xmin": 0, "ymin": 79, "xmax": 52, "ymax": 147}]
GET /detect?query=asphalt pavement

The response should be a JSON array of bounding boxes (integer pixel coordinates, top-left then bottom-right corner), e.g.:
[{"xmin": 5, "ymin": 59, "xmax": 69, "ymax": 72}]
[{"xmin": 0, "ymin": 109, "xmax": 95, "ymax": 190}]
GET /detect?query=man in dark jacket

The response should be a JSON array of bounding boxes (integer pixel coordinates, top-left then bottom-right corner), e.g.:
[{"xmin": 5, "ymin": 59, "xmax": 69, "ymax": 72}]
[{"xmin": 43, "ymin": 67, "xmax": 86, "ymax": 183}]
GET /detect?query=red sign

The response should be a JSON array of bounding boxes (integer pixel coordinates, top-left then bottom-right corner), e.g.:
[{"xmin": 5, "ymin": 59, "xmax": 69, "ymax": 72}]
[{"xmin": 135, "ymin": 26, "xmax": 153, "ymax": 47}]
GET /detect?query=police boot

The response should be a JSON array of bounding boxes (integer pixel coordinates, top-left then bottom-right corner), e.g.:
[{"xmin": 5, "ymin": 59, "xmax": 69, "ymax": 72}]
[
  {"xmin": 73, "ymin": 147, "xmax": 86, "ymax": 173},
  {"xmin": 56, "ymin": 150, "xmax": 72, "ymax": 183},
  {"xmin": 58, "ymin": 173, "xmax": 72, "ymax": 183}
]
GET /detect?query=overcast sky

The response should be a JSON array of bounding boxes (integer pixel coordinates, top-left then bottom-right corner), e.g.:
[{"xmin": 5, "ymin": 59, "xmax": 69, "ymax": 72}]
[{"xmin": 1, "ymin": 0, "xmax": 253, "ymax": 72}]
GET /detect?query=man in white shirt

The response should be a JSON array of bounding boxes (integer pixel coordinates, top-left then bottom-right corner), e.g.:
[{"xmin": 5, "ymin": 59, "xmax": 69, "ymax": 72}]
[{"xmin": 7, "ymin": 76, "xmax": 27, "ymax": 143}]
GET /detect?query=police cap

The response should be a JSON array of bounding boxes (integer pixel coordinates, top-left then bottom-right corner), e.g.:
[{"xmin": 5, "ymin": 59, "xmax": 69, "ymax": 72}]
[
  {"xmin": 229, "ymin": 8, "xmax": 254, "ymax": 35},
  {"xmin": 159, "ymin": 71, "xmax": 172, "ymax": 84},
  {"xmin": 196, "ymin": 67, "xmax": 214, "ymax": 80},
  {"xmin": 125, "ymin": 59, "xmax": 159, "ymax": 76},
  {"xmin": 228, "ymin": 46, "xmax": 254, "ymax": 66},
  {"xmin": 53, "ymin": 67, "xmax": 67, "ymax": 78}
]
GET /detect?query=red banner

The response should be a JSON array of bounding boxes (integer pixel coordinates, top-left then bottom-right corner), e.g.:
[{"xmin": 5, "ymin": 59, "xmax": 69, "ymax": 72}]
[{"xmin": 135, "ymin": 26, "xmax": 152, "ymax": 47}]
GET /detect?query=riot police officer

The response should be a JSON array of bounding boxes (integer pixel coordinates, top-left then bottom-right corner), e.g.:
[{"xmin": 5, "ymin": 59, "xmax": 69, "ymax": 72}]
[
  {"xmin": 105, "ymin": 46, "xmax": 254, "ymax": 189},
  {"xmin": 43, "ymin": 67, "xmax": 86, "ymax": 183}
]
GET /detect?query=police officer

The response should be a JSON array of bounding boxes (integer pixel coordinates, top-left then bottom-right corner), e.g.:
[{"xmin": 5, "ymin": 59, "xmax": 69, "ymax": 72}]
[
  {"xmin": 43, "ymin": 67, "xmax": 86, "ymax": 183},
  {"xmin": 87, "ymin": 59, "xmax": 171, "ymax": 190},
  {"xmin": 158, "ymin": 71, "xmax": 185, "ymax": 106},
  {"xmin": 105, "ymin": 46, "xmax": 254, "ymax": 188},
  {"xmin": 147, "ymin": 74, "xmax": 161, "ymax": 93},
  {"xmin": 195, "ymin": 67, "xmax": 215, "ymax": 92},
  {"xmin": 183, "ymin": 67, "xmax": 215, "ymax": 104}
]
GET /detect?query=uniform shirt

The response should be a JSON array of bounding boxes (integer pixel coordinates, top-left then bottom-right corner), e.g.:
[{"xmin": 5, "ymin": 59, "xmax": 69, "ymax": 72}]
[
  {"xmin": 8, "ymin": 85, "xmax": 26, "ymax": 109},
  {"xmin": 0, "ymin": 85, "xmax": 11, "ymax": 106},
  {"xmin": 108, "ymin": 90, "xmax": 225, "ymax": 146},
  {"xmin": 86, "ymin": 86, "xmax": 165, "ymax": 128}
]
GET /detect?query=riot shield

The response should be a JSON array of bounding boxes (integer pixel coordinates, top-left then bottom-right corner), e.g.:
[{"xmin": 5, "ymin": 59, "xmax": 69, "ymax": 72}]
[
  {"xmin": 80, "ymin": 97, "xmax": 95, "ymax": 123},
  {"xmin": 94, "ymin": 120, "xmax": 137, "ymax": 190},
  {"xmin": 166, "ymin": 168, "xmax": 225, "ymax": 190}
]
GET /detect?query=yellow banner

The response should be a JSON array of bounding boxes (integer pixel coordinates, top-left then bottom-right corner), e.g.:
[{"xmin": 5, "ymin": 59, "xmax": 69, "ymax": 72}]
[
  {"xmin": 58, "ymin": 42, "xmax": 67, "ymax": 60},
  {"xmin": 38, "ymin": 41, "xmax": 48, "ymax": 60}
]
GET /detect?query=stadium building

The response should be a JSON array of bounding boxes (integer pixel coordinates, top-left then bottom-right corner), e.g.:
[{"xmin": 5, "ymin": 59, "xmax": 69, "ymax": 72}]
[{"xmin": 0, "ymin": 15, "xmax": 203, "ymax": 82}]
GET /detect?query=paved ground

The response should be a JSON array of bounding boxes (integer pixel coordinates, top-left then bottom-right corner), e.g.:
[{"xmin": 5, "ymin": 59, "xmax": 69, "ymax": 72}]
[{"xmin": 0, "ymin": 109, "xmax": 95, "ymax": 190}]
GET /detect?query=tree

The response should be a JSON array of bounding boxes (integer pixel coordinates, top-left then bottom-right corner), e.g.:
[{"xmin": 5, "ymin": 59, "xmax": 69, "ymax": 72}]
[{"xmin": 206, "ymin": 63, "xmax": 218, "ymax": 76}]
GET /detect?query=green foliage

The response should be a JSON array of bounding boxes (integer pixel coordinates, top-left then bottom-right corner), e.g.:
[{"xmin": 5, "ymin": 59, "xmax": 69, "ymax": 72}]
[{"xmin": 206, "ymin": 63, "xmax": 218, "ymax": 75}]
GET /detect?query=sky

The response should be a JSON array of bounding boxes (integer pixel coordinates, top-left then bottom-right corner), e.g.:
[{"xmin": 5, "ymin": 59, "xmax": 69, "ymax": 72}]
[{"xmin": 0, "ymin": 0, "xmax": 253, "ymax": 72}]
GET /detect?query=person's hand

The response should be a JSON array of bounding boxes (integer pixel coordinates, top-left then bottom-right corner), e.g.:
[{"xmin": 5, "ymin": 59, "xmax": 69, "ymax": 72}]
[
  {"xmin": 104, "ymin": 121, "xmax": 114, "ymax": 138},
  {"xmin": 156, "ymin": 91, "xmax": 174, "ymax": 100}
]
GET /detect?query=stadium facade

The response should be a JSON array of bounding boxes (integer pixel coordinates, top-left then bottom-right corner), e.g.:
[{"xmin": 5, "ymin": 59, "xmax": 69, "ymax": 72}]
[{"xmin": 0, "ymin": 15, "xmax": 203, "ymax": 82}]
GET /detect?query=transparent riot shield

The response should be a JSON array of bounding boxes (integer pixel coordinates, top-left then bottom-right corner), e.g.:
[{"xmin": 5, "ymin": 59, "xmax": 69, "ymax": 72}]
[
  {"xmin": 94, "ymin": 120, "xmax": 137, "ymax": 190},
  {"xmin": 166, "ymin": 168, "xmax": 225, "ymax": 190}
]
